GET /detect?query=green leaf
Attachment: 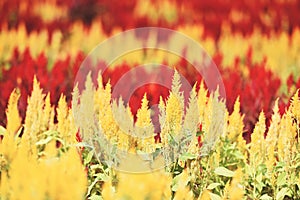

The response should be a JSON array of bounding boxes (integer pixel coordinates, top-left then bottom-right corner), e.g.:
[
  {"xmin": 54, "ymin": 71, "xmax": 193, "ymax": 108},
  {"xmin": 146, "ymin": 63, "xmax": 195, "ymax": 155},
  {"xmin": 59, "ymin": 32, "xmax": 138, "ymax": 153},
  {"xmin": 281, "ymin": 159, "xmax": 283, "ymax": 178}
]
[
  {"xmin": 84, "ymin": 150, "xmax": 95, "ymax": 165},
  {"xmin": 171, "ymin": 174, "xmax": 180, "ymax": 191},
  {"xmin": 15, "ymin": 125, "xmax": 23, "ymax": 138},
  {"xmin": 179, "ymin": 152, "xmax": 197, "ymax": 162},
  {"xmin": 98, "ymin": 174, "xmax": 109, "ymax": 182},
  {"xmin": 36, "ymin": 137, "xmax": 53, "ymax": 145},
  {"xmin": 260, "ymin": 194, "xmax": 273, "ymax": 200},
  {"xmin": 232, "ymin": 150, "xmax": 244, "ymax": 160},
  {"xmin": 207, "ymin": 183, "xmax": 221, "ymax": 190},
  {"xmin": 277, "ymin": 172, "xmax": 286, "ymax": 186},
  {"xmin": 171, "ymin": 172, "xmax": 190, "ymax": 192},
  {"xmin": 0, "ymin": 125, "xmax": 6, "ymax": 135},
  {"xmin": 196, "ymin": 130, "xmax": 204, "ymax": 137},
  {"xmin": 276, "ymin": 188, "xmax": 289, "ymax": 200},
  {"xmin": 256, "ymin": 173, "xmax": 263, "ymax": 182},
  {"xmin": 255, "ymin": 173, "xmax": 264, "ymax": 193},
  {"xmin": 214, "ymin": 167, "xmax": 234, "ymax": 177},
  {"xmin": 275, "ymin": 162, "xmax": 286, "ymax": 172},
  {"xmin": 86, "ymin": 177, "xmax": 101, "ymax": 196},
  {"xmin": 152, "ymin": 148, "xmax": 161, "ymax": 159},
  {"xmin": 168, "ymin": 134, "xmax": 176, "ymax": 146},
  {"xmin": 90, "ymin": 164, "xmax": 105, "ymax": 171},
  {"xmin": 209, "ymin": 192, "xmax": 222, "ymax": 200},
  {"xmin": 88, "ymin": 194, "xmax": 103, "ymax": 200},
  {"xmin": 43, "ymin": 130, "xmax": 59, "ymax": 136}
]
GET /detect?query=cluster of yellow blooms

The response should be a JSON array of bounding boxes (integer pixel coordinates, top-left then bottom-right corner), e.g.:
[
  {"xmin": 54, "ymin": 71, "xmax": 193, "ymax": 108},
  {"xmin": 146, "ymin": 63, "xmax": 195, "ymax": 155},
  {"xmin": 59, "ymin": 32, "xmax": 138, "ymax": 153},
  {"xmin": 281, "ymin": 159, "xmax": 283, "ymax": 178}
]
[
  {"xmin": 1, "ymin": 21, "xmax": 300, "ymax": 81},
  {"xmin": 0, "ymin": 78, "xmax": 87, "ymax": 199},
  {"xmin": 0, "ymin": 72, "xmax": 299, "ymax": 199}
]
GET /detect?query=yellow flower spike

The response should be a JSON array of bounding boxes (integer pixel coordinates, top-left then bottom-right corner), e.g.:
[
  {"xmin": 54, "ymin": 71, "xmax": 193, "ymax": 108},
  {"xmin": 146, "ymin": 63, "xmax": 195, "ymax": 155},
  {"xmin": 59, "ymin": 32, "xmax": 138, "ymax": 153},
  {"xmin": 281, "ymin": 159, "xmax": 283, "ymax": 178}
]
[
  {"xmin": 161, "ymin": 70, "xmax": 184, "ymax": 141},
  {"xmin": 165, "ymin": 94, "xmax": 182, "ymax": 123},
  {"xmin": 173, "ymin": 185, "xmax": 194, "ymax": 200},
  {"xmin": 76, "ymin": 73, "xmax": 98, "ymax": 142},
  {"xmin": 250, "ymin": 111, "xmax": 266, "ymax": 166},
  {"xmin": 0, "ymin": 130, "xmax": 17, "ymax": 164},
  {"xmin": 158, "ymin": 96, "xmax": 167, "ymax": 145},
  {"xmin": 127, "ymin": 106, "xmax": 134, "ymax": 122},
  {"xmin": 24, "ymin": 76, "xmax": 46, "ymax": 139},
  {"xmin": 94, "ymin": 71, "xmax": 103, "ymax": 112},
  {"xmin": 227, "ymin": 97, "xmax": 247, "ymax": 155},
  {"xmin": 2, "ymin": 140, "xmax": 87, "ymax": 199},
  {"xmin": 60, "ymin": 147, "xmax": 88, "ymax": 199},
  {"xmin": 135, "ymin": 94, "xmax": 155, "ymax": 153},
  {"xmin": 174, "ymin": 169, "xmax": 194, "ymax": 200},
  {"xmin": 68, "ymin": 108, "xmax": 79, "ymax": 144},
  {"xmin": 42, "ymin": 93, "xmax": 53, "ymax": 132},
  {"xmin": 199, "ymin": 189, "xmax": 210, "ymax": 200},
  {"xmin": 102, "ymin": 179, "xmax": 115, "ymax": 200},
  {"xmin": 201, "ymin": 90, "xmax": 227, "ymax": 155},
  {"xmin": 202, "ymin": 95, "xmax": 212, "ymax": 149},
  {"xmin": 6, "ymin": 134, "xmax": 44, "ymax": 200},
  {"xmin": 265, "ymin": 99, "xmax": 281, "ymax": 173},
  {"xmin": 44, "ymin": 140, "xmax": 58, "ymax": 159},
  {"xmin": 184, "ymin": 84, "xmax": 200, "ymax": 134},
  {"xmin": 219, "ymin": 32, "xmax": 248, "ymax": 68},
  {"xmin": 197, "ymin": 81, "xmax": 208, "ymax": 125},
  {"xmin": 57, "ymin": 95, "xmax": 68, "ymax": 131},
  {"xmin": 185, "ymin": 84, "xmax": 201, "ymax": 156},
  {"xmin": 96, "ymin": 79, "xmax": 118, "ymax": 141},
  {"xmin": 57, "ymin": 94, "xmax": 76, "ymax": 144},
  {"xmin": 226, "ymin": 168, "xmax": 244, "ymax": 200},
  {"xmin": 6, "ymin": 89, "xmax": 21, "ymax": 134},
  {"xmin": 227, "ymin": 97, "xmax": 244, "ymax": 141},
  {"xmin": 1, "ymin": 90, "xmax": 22, "ymax": 163},
  {"xmin": 105, "ymin": 170, "xmax": 172, "ymax": 200},
  {"xmin": 33, "ymin": 2, "xmax": 67, "ymax": 23},
  {"xmin": 290, "ymin": 89, "xmax": 300, "ymax": 122},
  {"xmin": 278, "ymin": 111, "xmax": 296, "ymax": 163},
  {"xmin": 16, "ymin": 23, "xmax": 27, "ymax": 53},
  {"xmin": 136, "ymin": 94, "xmax": 152, "ymax": 128}
]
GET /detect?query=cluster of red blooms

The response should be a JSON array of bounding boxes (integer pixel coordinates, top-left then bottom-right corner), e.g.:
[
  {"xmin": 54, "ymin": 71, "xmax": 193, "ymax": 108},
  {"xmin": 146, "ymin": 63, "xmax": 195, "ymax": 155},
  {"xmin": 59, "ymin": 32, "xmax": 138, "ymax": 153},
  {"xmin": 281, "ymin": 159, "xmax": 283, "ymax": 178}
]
[{"xmin": 1, "ymin": 0, "xmax": 300, "ymax": 38}]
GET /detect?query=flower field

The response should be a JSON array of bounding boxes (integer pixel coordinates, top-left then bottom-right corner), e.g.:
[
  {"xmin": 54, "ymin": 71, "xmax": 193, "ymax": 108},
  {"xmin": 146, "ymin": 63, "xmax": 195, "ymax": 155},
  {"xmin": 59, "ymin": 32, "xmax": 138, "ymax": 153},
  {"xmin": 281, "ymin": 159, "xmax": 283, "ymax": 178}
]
[{"xmin": 0, "ymin": 0, "xmax": 300, "ymax": 199}]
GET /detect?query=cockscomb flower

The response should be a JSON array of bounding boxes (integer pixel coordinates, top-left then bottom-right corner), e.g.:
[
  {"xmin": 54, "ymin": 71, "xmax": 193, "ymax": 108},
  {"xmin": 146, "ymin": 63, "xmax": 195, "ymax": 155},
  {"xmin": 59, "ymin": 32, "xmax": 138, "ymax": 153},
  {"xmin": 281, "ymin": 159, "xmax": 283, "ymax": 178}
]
[
  {"xmin": 250, "ymin": 111, "xmax": 266, "ymax": 167},
  {"xmin": 226, "ymin": 168, "xmax": 244, "ymax": 200},
  {"xmin": 160, "ymin": 70, "xmax": 184, "ymax": 144},
  {"xmin": 227, "ymin": 97, "xmax": 247, "ymax": 156},
  {"xmin": 265, "ymin": 99, "xmax": 281, "ymax": 173},
  {"xmin": 135, "ymin": 94, "xmax": 156, "ymax": 153}
]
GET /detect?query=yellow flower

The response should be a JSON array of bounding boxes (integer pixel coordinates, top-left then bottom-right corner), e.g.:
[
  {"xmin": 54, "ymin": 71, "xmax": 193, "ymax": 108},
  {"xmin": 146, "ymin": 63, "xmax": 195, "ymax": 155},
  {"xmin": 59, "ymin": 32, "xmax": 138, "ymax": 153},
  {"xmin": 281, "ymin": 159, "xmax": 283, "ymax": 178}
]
[
  {"xmin": 135, "ymin": 94, "xmax": 156, "ymax": 153},
  {"xmin": 0, "ymin": 89, "xmax": 22, "ymax": 164},
  {"xmin": 197, "ymin": 81, "xmax": 208, "ymax": 124},
  {"xmin": 6, "ymin": 89, "xmax": 21, "ymax": 134},
  {"xmin": 199, "ymin": 189, "xmax": 211, "ymax": 200},
  {"xmin": 173, "ymin": 170, "xmax": 194, "ymax": 200},
  {"xmin": 201, "ymin": 90, "xmax": 227, "ymax": 155},
  {"xmin": 102, "ymin": 170, "xmax": 172, "ymax": 200},
  {"xmin": 290, "ymin": 89, "xmax": 300, "ymax": 122},
  {"xmin": 227, "ymin": 97, "xmax": 244, "ymax": 141},
  {"xmin": 250, "ymin": 111, "xmax": 266, "ymax": 166},
  {"xmin": 226, "ymin": 168, "xmax": 244, "ymax": 200},
  {"xmin": 265, "ymin": 99, "xmax": 281, "ymax": 173},
  {"xmin": 277, "ymin": 111, "xmax": 296, "ymax": 163},
  {"xmin": 24, "ymin": 76, "xmax": 46, "ymax": 139},
  {"xmin": 57, "ymin": 95, "xmax": 77, "ymax": 144},
  {"xmin": 0, "ymin": 130, "xmax": 87, "ymax": 200},
  {"xmin": 161, "ymin": 70, "xmax": 184, "ymax": 144}
]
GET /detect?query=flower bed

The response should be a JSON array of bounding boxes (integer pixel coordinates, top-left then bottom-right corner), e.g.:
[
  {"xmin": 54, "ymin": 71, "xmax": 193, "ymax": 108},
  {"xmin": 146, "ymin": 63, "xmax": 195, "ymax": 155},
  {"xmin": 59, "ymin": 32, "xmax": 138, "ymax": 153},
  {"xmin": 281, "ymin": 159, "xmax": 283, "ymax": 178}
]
[{"xmin": 0, "ymin": 0, "xmax": 300, "ymax": 199}]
